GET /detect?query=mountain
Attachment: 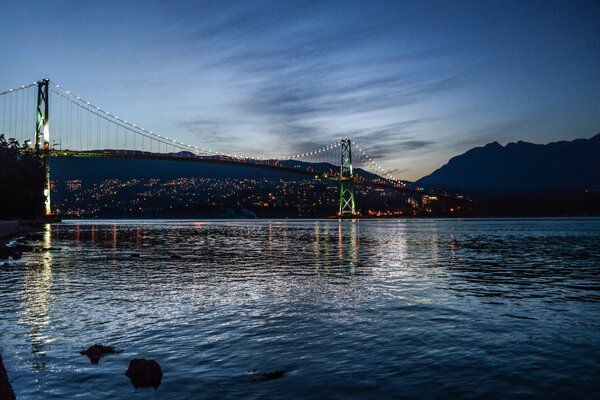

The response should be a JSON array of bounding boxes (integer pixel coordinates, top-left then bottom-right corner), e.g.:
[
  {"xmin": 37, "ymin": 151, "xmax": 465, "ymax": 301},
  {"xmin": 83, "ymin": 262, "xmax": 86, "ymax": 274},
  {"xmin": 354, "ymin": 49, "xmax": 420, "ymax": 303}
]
[{"xmin": 417, "ymin": 134, "xmax": 600, "ymax": 191}]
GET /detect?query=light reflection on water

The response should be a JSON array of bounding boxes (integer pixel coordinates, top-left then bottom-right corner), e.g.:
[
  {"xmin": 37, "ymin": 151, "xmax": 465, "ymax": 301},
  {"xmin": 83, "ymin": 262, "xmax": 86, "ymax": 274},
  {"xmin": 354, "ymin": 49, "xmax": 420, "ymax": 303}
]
[
  {"xmin": 1, "ymin": 218, "xmax": 600, "ymax": 399},
  {"xmin": 17, "ymin": 225, "xmax": 53, "ymax": 370}
]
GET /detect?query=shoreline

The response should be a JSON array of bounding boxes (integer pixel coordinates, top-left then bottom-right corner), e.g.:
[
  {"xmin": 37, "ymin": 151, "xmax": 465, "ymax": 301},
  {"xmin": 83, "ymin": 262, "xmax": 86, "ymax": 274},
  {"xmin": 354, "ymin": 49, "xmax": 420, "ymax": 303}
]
[{"xmin": 0, "ymin": 220, "xmax": 45, "ymax": 243}]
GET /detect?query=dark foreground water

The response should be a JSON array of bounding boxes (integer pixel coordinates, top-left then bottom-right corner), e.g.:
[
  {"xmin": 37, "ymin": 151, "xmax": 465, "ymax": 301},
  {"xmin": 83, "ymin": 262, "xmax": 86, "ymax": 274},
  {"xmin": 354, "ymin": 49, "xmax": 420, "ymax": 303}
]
[{"xmin": 1, "ymin": 218, "xmax": 600, "ymax": 399}]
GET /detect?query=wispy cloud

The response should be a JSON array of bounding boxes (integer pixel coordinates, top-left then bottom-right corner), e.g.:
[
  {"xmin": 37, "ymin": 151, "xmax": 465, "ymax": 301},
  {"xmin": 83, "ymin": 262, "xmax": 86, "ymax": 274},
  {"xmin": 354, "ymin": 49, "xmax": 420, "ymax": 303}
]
[{"xmin": 158, "ymin": 1, "xmax": 464, "ymax": 160}]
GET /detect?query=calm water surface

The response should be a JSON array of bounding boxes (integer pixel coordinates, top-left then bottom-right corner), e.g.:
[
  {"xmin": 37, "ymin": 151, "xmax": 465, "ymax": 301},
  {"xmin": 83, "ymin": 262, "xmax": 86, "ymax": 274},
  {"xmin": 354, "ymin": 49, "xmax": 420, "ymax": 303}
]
[{"xmin": 1, "ymin": 218, "xmax": 599, "ymax": 399}]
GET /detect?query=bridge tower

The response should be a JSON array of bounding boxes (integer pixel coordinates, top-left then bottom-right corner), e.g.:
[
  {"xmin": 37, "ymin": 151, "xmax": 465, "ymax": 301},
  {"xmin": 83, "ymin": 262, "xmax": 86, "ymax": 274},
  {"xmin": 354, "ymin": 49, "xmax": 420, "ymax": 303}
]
[
  {"xmin": 338, "ymin": 138, "xmax": 356, "ymax": 216},
  {"xmin": 35, "ymin": 78, "xmax": 51, "ymax": 215}
]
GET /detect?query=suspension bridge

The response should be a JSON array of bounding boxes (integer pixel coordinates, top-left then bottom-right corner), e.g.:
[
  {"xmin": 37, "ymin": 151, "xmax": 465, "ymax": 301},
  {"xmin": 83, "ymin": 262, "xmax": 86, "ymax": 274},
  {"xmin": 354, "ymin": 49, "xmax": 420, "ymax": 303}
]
[{"xmin": 0, "ymin": 78, "xmax": 457, "ymax": 217}]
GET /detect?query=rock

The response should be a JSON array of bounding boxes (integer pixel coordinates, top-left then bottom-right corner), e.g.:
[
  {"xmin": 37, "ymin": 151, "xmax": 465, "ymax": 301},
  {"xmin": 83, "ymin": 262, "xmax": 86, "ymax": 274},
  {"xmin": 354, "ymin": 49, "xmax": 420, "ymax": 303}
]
[
  {"xmin": 169, "ymin": 254, "xmax": 182, "ymax": 259},
  {"xmin": 130, "ymin": 253, "xmax": 141, "ymax": 258},
  {"xmin": 125, "ymin": 359, "xmax": 163, "ymax": 388},
  {"xmin": 0, "ymin": 246, "xmax": 22, "ymax": 261},
  {"xmin": 0, "ymin": 353, "xmax": 16, "ymax": 400},
  {"xmin": 12, "ymin": 244, "xmax": 34, "ymax": 253},
  {"xmin": 80, "ymin": 344, "xmax": 123, "ymax": 364},
  {"xmin": 250, "ymin": 369, "xmax": 287, "ymax": 382}
]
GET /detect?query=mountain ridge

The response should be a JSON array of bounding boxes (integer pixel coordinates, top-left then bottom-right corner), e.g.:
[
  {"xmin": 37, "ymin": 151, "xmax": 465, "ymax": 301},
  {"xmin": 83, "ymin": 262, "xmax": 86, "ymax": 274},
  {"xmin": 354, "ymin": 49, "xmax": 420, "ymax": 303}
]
[{"xmin": 417, "ymin": 133, "xmax": 600, "ymax": 191}]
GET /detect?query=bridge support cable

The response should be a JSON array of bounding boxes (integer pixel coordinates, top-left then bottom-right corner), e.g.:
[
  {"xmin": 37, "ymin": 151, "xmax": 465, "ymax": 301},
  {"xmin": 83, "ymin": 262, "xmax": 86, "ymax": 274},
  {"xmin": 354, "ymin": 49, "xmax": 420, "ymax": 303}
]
[
  {"xmin": 351, "ymin": 139, "xmax": 406, "ymax": 188},
  {"xmin": 0, "ymin": 82, "xmax": 37, "ymax": 145},
  {"xmin": 50, "ymin": 85, "xmax": 213, "ymax": 157}
]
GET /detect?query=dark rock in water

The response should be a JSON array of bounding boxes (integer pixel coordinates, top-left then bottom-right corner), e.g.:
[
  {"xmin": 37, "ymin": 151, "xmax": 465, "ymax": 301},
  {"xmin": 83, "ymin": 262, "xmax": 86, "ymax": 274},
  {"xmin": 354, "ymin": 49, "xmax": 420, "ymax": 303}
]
[
  {"xmin": 80, "ymin": 344, "xmax": 123, "ymax": 364},
  {"xmin": 125, "ymin": 359, "xmax": 163, "ymax": 388},
  {"xmin": 169, "ymin": 254, "xmax": 182, "ymax": 259},
  {"xmin": 0, "ymin": 353, "xmax": 16, "ymax": 400},
  {"xmin": 130, "ymin": 253, "xmax": 141, "ymax": 258},
  {"xmin": 0, "ymin": 246, "xmax": 22, "ymax": 261},
  {"xmin": 250, "ymin": 369, "xmax": 287, "ymax": 382},
  {"xmin": 0, "ymin": 247, "xmax": 9, "ymax": 260},
  {"xmin": 12, "ymin": 244, "xmax": 34, "ymax": 253}
]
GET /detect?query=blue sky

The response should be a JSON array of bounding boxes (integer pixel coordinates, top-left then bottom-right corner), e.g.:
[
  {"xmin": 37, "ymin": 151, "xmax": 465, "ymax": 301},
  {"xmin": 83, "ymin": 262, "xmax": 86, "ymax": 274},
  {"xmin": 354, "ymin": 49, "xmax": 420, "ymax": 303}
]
[{"xmin": 1, "ymin": 0, "xmax": 599, "ymax": 180}]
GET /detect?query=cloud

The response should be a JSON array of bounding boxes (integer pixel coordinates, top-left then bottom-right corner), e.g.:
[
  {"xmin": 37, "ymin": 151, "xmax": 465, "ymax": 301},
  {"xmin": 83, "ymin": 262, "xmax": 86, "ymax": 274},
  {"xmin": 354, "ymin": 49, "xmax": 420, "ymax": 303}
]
[
  {"xmin": 161, "ymin": 1, "xmax": 464, "ymax": 150},
  {"xmin": 387, "ymin": 168, "xmax": 409, "ymax": 176},
  {"xmin": 177, "ymin": 118, "xmax": 233, "ymax": 144},
  {"xmin": 344, "ymin": 119, "xmax": 437, "ymax": 159},
  {"xmin": 356, "ymin": 139, "xmax": 435, "ymax": 160}
]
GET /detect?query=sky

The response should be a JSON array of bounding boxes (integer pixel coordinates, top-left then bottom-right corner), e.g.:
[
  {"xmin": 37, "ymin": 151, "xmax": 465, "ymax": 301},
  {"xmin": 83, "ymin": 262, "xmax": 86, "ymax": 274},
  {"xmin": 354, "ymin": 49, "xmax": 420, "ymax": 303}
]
[{"xmin": 1, "ymin": 0, "xmax": 599, "ymax": 180}]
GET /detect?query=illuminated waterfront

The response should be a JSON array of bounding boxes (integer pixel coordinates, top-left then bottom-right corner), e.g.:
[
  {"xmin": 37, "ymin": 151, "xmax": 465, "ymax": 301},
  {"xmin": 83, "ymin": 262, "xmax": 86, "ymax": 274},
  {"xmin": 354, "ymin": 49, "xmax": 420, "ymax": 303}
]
[
  {"xmin": 52, "ymin": 175, "xmax": 422, "ymax": 218},
  {"xmin": 1, "ymin": 218, "xmax": 599, "ymax": 399}
]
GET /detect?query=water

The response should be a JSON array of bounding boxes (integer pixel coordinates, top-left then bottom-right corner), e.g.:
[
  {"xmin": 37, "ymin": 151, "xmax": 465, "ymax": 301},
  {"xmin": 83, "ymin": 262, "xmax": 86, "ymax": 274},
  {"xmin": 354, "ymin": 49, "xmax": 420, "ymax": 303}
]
[{"xmin": 1, "ymin": 218, "xmax": 599, "ymax": 399}]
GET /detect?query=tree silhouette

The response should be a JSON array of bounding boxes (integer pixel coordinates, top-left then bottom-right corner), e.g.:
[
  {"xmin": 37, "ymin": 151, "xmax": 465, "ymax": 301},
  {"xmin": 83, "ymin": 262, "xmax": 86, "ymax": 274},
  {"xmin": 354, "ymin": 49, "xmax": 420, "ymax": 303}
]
[{"xmin": 0, "ymin": 134, "xmax": 45, "ymax": 219}]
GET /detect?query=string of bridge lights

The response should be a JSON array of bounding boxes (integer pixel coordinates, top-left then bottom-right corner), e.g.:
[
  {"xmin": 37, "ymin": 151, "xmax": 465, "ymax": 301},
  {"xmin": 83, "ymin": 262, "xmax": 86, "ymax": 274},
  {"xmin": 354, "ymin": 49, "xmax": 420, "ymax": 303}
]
[
  {"xmin": 352, "ymin": 139, "xmax": 404, "ymax": 185},
  {"xmin": 51, "ymin": 83, "xmax": 236, "ymax": 158},
  {"xmin": 0, "ymin": 82, "xmax": 37, "ymax": 97},
  {"xmin": 278, "ymin": 141, "xmax": 341, "ymax": 161},
  {"xmin": 50, "ymin": 87, "xmax": 212, "ymax": 155}
]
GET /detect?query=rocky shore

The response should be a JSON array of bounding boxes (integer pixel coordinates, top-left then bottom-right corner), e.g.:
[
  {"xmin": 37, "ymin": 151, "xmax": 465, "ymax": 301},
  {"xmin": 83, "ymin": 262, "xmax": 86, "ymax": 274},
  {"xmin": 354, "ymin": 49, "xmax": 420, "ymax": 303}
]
[
  {"xmin": 0, "ymin": 220, "xmax": 22, "ymax": 240},
  {"xmin": 0, "ymin": 220, "xmax": 45, "ymax": 262},
  {"xmin": 0, "ymin": 220, "xmax": 45, "ymax": 241},
  {"xmin": 0, "ymin": 353, "xmax": 16, "ymax": 400}
]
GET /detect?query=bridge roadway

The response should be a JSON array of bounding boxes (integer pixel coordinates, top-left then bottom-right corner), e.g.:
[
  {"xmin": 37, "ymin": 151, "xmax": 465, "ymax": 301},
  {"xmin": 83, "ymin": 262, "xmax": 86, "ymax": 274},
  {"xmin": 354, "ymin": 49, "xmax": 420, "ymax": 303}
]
[{"xmin": 44, "ymin": 149, "xmax": 463, "ymax": 200}]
